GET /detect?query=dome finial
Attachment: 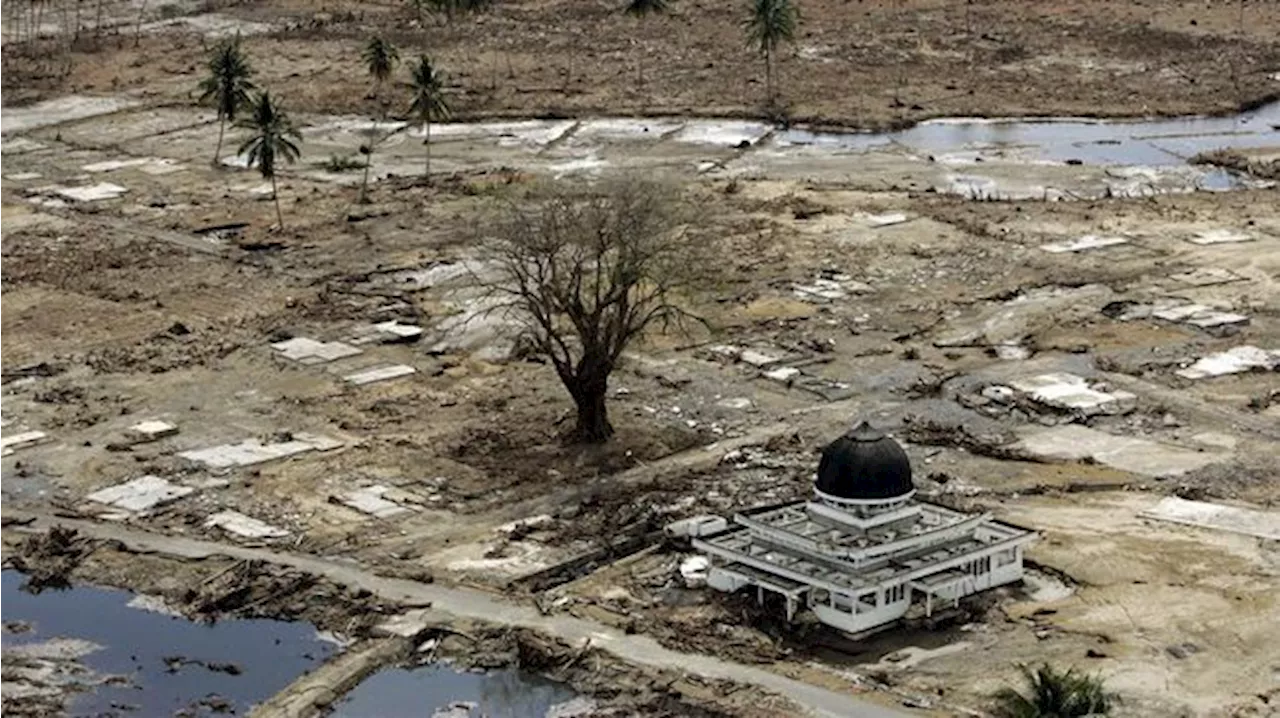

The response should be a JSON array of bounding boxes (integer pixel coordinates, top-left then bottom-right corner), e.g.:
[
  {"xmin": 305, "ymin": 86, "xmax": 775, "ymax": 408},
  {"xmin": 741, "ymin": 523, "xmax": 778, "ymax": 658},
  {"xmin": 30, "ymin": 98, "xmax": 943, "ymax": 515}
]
[{"xmin": 815, "ymin": 421, "xmax": 913, "ymax": 501}]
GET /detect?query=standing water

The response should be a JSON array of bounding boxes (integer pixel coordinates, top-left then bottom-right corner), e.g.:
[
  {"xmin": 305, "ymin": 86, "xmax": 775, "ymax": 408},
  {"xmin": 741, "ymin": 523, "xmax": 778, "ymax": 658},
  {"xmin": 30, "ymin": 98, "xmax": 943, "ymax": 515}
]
[{"xmin": 1, "ymin": 569, "xmax": 337, "ymax": 716}]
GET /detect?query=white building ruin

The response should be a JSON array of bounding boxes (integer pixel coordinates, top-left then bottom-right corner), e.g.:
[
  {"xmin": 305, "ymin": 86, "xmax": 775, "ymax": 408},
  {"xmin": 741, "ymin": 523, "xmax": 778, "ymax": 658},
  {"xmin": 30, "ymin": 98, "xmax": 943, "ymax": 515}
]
[{"xmin": 687, "ymin": 422, "xmax": 1036, "ymax": 637}]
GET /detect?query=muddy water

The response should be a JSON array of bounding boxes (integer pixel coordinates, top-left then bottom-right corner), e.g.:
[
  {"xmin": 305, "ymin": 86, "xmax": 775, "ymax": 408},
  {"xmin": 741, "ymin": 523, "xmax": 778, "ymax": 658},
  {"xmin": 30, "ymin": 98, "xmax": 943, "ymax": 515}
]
[
  {"xmin": 330, "ymin": 664, "xmax": 577, "ymax": 718},
  {"xmin": 775, "ymin": 101, "xmax": 1280, "ymax": 166},
  {"xmin": 1, "ymin": 569, "xmax": 337, "ymax": 716}
]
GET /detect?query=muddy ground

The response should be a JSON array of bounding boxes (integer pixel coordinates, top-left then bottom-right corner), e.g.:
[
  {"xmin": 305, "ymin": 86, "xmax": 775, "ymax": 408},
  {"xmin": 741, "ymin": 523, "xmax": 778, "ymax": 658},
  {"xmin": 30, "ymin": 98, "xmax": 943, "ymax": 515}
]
[{"xmin": 3, "ymin": 0, "xmax": 1280, "ymax": 716}]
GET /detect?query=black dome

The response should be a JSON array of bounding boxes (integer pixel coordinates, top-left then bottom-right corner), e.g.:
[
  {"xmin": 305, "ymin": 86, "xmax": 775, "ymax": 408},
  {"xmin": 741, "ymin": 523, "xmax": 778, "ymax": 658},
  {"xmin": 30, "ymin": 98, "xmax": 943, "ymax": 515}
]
[{"xmin": 815, "ymin": 422, "xmax": 914, "ymax": 500}]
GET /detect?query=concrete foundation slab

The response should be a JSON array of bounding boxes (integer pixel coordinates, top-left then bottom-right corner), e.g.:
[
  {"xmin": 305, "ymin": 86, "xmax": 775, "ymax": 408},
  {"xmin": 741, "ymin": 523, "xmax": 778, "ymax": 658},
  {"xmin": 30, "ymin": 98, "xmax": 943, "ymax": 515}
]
[
  {"xmin": 178, "ymin": 433, "xmax": 342, "ymax": 470},
  {"xmin": 127, "ymin": 420, "xmax": 179, "ymax": 442},
  {"xmin": 343, "ymin": 365, "xmax": 417, "ymax": 386},
  {"xmin": 205, "ymin": 511, "xmax": 289, "ymax": 539},
  {"xmin": 339, "ymin": 485, "xmax": 414, "ymax": 519},
  {"xmin": 348, "ymin": 320, "xmax": 424, "ymax": 345},
  {"xmin": 1176, "ymin": 346, "xmax": 1280, "ymax": 379},
  {"xmin": 271, "ymin": 337, "xmax": 363, "ymax": 364},
  {"xmin": 85, "ymin": 475, "xmax": 194, "ymax": 513},
  {"xmin": 1008, "ymin": 373, "xmax": 1137, "ymax": 415},
  {"xmin": 1169, "ymin": 267, "xmax": 1246, "ymax": 287},
  {"xmin": 865, "ymin": 212, "xmax": 910, "ymax": 228},
  {"xmin": 1040, "ymin": 235, "xmax": 1129, "ymax": 253},
  {"xmin": 0, "ymin": 95, "xmax": 141, "ymax": 135},
  {"xmin": 1, "ymin": 430, "xmax": 48, "ymax": 455},
  {"xmin": 740, "ymin": 349, "xmax": 786, "ymax": 367},
  {"xmin": 1140, "ymin": 496, "xmax": 1279, "ymax": 540},
  {"xmin": 673, "ymin": 120, "xmax": 771, "ymax": 147},
  {"xmin": 1187, "ymin": 229, "xmax": 1255, "ymax": 245},
  {"xmin": 53, "ymin": 183, "xmax": 128, "ymax": 202},
  {"xmin": 1016, "ymin": 425, "xmax": 1221, "ymax": 477}
]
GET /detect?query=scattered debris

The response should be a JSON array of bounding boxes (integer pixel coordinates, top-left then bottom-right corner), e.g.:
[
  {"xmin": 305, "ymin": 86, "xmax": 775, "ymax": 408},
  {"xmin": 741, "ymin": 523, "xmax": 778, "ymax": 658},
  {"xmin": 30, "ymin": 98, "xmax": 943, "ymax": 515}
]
[
  {"xmin": 664, "ymin": 516, "xmax": 728, "ymax": 539},
  {"xmin": 343, "ymin": 364, "xmax": 417, "ymax": 386},
  {"xmin": 6, "ymin": 527, "xmax": 95, "ymax": 592},
  {"xmin": 85, "ymin": 475, "xmax": 195, "ymax": 513},
  {"xmin": 1040, "ymin": 235, "xmax": 1128, "ymax": 253},
  {"xmin": 178, "ymin": 433, "xmax": 343, "ymax": 470},
  {"xmin": 1106, "ymin": 299, "xmax": 1250, "ymax": 337},
  {"xmin": 205, "ymin": 511, "xmax": 289, "ymax": 539},
  {"xmin": 679, "ymin": 556, "xmax": 710, "ymax": 588},
  {"xmin": 792, "ymin": 273, "xmax": 873, "ymax": 303},
  {"xmin": 271, "ymin": 337, "xmax": 363, "ymax": 364},
  {"xmin": 1140, "ymin": 496, "xmax": 1279, "ymax": 540},
  {"xmin": 864, "ymin": 212, "xmax": 911, "ymax": 228}
]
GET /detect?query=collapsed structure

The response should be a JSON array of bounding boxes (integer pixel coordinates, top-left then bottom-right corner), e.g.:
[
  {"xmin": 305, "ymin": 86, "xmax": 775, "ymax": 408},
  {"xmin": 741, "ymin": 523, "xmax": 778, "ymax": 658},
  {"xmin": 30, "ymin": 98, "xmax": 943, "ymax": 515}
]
[{"xmin": 688, "ymin": 422, "xmax": 1035, "ymax": 636}]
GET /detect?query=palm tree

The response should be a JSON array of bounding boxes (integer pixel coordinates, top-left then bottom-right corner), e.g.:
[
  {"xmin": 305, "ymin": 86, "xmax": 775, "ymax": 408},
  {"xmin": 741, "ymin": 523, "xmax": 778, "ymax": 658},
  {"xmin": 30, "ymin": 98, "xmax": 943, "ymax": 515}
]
[
  {"xmin": 993, "ymin": 664, "xmax": 1113, "ymax": 718},
  {"xmin": 625, "ymin": 0, "xmax": 669, "ymax": 16},
  {"xmin": 408, "ymin": 55, "xmax": 451, "ymax": 180},
  {"xmin": 742, "ymin": 0, "xmax": 799, "ymax": 108},
  {"xmin": 196, "ymin": 33, "xmax": 256, "ymax": 167},
  {"xmin": 359, "ymin": 36, "xmax": 400, "ymax": 202},
  {"xmin": 236, "ymin": 92, "xmax": 302, "ymax": 230}
]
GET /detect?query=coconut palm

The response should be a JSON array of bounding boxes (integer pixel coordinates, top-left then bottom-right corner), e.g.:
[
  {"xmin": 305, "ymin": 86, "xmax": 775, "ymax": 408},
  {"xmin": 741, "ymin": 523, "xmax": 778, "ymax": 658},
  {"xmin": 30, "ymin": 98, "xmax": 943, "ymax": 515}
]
[
  {"xmin": 625, "ymin": 0, "xmax": 669, "ymax": 17},
  {"xmin": 408, "ymin": 55, "xmax": 451, "ymax": 180},
  {"xmin": 359, "ymin": 36, "xmax": 400, "ymax": 202},
  {"xmin": 197, "ymin": 33, "xmax": 256, "ymax": 167},
  {"xmin": 992, "ymin": 664, "xmax": 1113, "ymax": 718},
  {"xmin": 742, "ymin": 0, "xmax": 799, "ymax": 107},
  {"xmin": 236, "ymin": 92, "xmax": 302, "ymax": 230}
]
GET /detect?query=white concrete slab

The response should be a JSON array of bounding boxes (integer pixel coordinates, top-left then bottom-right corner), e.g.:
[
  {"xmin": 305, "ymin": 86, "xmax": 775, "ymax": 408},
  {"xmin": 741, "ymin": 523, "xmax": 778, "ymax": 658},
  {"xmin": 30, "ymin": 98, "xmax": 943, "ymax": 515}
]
[
  {"xmin": 1187, "ymin": 228, "xmax": 1254, "ymax": 245},
  {"xmin": 1140, "ymin": 496, "xmax": 1279, "ymax": 540},
  {"xmin": 1040, "ymin": 235, "xmax": 1129, "ymax": 253},
  {"xmin": 1176, "ymin": 346, "xmax": 1280, "ymax": 379},
  {"xmin": 570, "ymin": 118, "xmax": 685, "ymax": 143},
  {"xmin": 178, "ymin": 433, "xmax": 342, "ymax": 469},
  {"xmin": 339, "ymin": 485, "xmax": 413, "ymax": 519},
  {"xmin": 1016, "ymin": 425, "xmax": 1222, "ymax": 478},
  {"xmin": 865, "ymin": 212, "xmax": 910, "ymax": 228},
  {"xmin": 85, "ymin": 475, "xmax": 194, "ymax": 513},
  {"xmin": 764, "ymin": 366, "xmax": 801, "ymax": 383},
  {"xmin": 1115, "ymin": 300, "xmax": 1250, "ymax": 336},
  {"xmin": 793, "ymin": 278, "xmax": 873, "ymax": 303},
  {"xmin": 127, "ymin": 420, "xmax": 178, "ymax": 442},
  {"xmin": 271, "ymin": 337, "xmax": 363, "ymax": 364},
  {"xmin": 1, "ymin": 95, "xmax": 141, "ymax": 135},
  {"xmin": 348, "ymin": 320, "xmax": 424, "ymax": 345},
  {"xmin": 53, "ymin": 183, "xmax": 128, "ymax": 202},
  {"xmin": 740, "ymin": 349, "xmax": 786, "ymax": 368},
  {"xmin": 1, "ymin": 430, "xmax": 48, "ymax": 455},
  {"xmin": 1008, "ymin": 373, "xmax": 1137, "ymax": 415},
  {"xmin": 344, "ymin": 364, "xmax": 417, "ymax": 386},
  {"xmin": 205, "ymin": 510, "xmax": 289, "ymax": 539},
  {"xmin": 5, "ymin": 172, "xmax": 43, "ymax": 181}
]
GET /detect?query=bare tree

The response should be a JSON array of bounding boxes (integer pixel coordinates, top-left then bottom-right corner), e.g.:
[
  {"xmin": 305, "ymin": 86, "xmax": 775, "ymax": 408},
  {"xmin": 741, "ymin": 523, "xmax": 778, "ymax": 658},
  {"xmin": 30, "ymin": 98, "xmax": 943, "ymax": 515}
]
[{"xmin": 479, "ymin": 179, "xmax": 705, "ymax": 443}]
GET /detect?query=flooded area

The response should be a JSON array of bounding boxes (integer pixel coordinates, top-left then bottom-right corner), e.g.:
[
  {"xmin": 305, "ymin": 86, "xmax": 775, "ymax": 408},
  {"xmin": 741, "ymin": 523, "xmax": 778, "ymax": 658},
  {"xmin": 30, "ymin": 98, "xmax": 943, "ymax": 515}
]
[
  {"xmin": 331, "ymin": 665, "xmax": 578, "ymax": 718},
  {"xmin": 1, "ymin": 569, "xmax": 337, "ymax": 716}
]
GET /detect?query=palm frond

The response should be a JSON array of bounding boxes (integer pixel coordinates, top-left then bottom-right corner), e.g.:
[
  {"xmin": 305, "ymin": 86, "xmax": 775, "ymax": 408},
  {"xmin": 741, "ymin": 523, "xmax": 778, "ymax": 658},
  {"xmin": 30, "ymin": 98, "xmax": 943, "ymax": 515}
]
[
  {"xmin": 625, "ymin": 0, "xmax": 669, "ymax": 17},
  {"xmin": 992, "ymin": 664, "xmax": 1113, "ymax": 718},
  {"xmin": 362, "ymin": 35, "xmax": 400, "ymax": 84},
  {"xmin": 234, "ymin": 92, "xmax": 303, "ymax": 180}
]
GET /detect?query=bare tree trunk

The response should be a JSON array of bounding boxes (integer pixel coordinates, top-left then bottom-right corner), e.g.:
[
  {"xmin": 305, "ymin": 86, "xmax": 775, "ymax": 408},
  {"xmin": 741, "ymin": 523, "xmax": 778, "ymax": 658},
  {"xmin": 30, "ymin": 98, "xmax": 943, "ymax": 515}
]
[
  {"xmin": 570, "ymin": 378, "xmax": 613, "ymax": 443},
  {"xmin": 424, "ymin": 119, "xmax": 431, "ymax": 179},
  {"xmin": 271, "ymin": 173, "xmax": 284, "ymax": 229},
  {"xmin": 213, "ymin": 114, "xmax": 226, "ymax": 166},
  {"xmin": 93, "ymin": 0, "xmax": 103, "ymax": 44}
]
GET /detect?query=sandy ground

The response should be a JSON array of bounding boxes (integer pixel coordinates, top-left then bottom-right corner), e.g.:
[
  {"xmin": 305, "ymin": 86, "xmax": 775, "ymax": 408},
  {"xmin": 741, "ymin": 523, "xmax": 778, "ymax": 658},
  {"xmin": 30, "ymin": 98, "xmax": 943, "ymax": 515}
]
[{"xmin": 3, "ymin": 1, "xmax": 1280, "ymax": 716}]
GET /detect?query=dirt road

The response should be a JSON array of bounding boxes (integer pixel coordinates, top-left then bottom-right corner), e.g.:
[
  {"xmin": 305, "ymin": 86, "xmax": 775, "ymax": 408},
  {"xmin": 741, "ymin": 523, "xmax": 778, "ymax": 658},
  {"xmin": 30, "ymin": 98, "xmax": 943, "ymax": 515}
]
[{"xmin": 2, "ymin": 510, "xmax": 914, "ymax": 718}]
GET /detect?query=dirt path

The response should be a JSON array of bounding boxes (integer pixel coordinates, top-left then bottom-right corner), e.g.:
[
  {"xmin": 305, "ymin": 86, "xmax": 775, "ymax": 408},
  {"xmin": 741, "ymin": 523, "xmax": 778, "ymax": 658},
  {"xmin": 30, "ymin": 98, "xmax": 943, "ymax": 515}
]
[{"xmin": 3, "ymin": 510, "xmax": 913, "ymax": 718}]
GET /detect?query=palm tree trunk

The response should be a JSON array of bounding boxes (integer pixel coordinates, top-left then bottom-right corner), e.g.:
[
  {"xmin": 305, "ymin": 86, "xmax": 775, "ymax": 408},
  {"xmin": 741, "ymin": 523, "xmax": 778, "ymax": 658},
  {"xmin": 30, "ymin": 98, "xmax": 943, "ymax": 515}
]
[
  {"xmin": 213, "ymin": 114, "xmax": 226, "ymax": 166},
  {"xmin": 765, "ymin": 47, "xmax": 774, "ymax": 108},
  {"xmin": 360, "ymin": 147, "xmax": 372, "ymax": 203},
  {"xmin": 424, "ymin": 119, "xmax": 431, "ymax": 179},
  {"xmin": 271, "ymin": 173, "xmax": 284, "ymax": 229}
]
